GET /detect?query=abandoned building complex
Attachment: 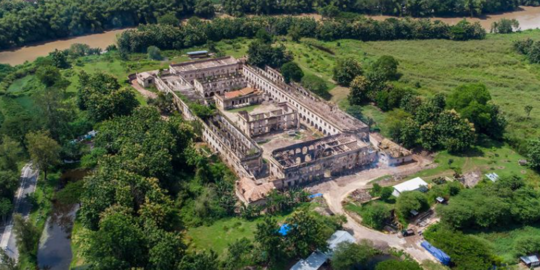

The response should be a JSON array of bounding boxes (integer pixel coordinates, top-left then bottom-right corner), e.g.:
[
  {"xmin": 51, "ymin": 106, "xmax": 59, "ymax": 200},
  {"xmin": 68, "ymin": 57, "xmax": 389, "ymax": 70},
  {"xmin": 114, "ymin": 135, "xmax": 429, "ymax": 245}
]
[{"xmin": 136, "ymin": 56, "xmax": 413, "ymax": 204}]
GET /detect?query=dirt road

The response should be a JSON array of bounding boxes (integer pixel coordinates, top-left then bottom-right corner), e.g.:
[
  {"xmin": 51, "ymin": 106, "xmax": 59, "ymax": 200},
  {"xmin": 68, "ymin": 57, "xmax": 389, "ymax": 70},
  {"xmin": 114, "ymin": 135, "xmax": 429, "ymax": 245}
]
[
  {"xmin": 306, "ymin": 156, "xmax": 436, "ymax": 263},
  {"xmin": 130, "ymin": 79, "xmax": 157, "ymax": 99}
]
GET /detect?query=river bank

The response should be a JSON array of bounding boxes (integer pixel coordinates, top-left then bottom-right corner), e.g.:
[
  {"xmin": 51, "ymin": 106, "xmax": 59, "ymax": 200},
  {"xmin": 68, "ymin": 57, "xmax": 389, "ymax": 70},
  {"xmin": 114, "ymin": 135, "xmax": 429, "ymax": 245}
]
[
  {"xmin": 0, "ymin": 29, "xmax": 130, "ymax": 66},
  {"xmin": 370, "ymin": 6, "xmax": 540, "ymax": 31},
  {"xmin": 1, "ymin": 6, "xmax": 540, "ymax": 66}
]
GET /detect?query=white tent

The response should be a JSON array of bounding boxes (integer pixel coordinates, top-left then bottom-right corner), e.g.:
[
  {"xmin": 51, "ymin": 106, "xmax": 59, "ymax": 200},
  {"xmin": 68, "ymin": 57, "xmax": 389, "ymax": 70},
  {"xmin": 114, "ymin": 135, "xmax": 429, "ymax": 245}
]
[{"xmin": 392, "ymin": 177, "xmax": 428, "ymax": 197}]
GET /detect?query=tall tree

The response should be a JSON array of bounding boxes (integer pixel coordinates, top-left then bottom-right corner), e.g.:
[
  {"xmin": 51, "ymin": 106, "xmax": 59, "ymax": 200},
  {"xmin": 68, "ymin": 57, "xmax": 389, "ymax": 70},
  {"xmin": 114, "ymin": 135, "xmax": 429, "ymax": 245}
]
[
  {"xmin": 25, "ymin": 130, "xmax": 61, "ymax": 180},
  {"xmin": 281, "ymin": 62, "xmax": 304, "ymax": 83},
  {"xmin": 332, "ymin": 241, "xmax": 378, "ymax": 270},
  {"xmin": 0, "ymin": 136, "xmax": 23, "ymax": 171},
  {"xmin": 13, "ymin": 214, "xmax": 39, "ymax": 257},
  {"xmin": 333, "ymin": 57, "xmax": 363, "ymax": 87}
]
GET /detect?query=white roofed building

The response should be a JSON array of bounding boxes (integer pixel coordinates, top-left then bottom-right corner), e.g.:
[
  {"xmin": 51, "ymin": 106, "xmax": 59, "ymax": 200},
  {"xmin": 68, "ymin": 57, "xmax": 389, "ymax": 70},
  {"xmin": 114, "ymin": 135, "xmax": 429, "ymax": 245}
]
[{"xmin": 392, "ymin": 177, "xmax": 429, "ymax": 197}]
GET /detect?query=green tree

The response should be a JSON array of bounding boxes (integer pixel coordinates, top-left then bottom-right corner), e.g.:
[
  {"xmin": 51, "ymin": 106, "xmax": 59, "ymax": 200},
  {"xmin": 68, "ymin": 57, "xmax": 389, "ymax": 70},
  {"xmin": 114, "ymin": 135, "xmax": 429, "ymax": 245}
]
[
  {"xmin": 513, "ymin": 235, "xmax": 540, "ymax": 256},
  {"xmin": 331, "ymin": 241, "xmax": 378, "ymax": 270},
  {"xmin": 285, "ymin": 209, "xmax": 329, "ymax": 258},
  {"xmin": 435, "ymin": 110, "xmax": 476, "ymax": 153},
  {"xmin": 50, "ymin": 49, "xmax": 70, "ymax": 69},
  {"xmin": 146, "ymin": 226, "xmax": 186, "ymax": 269},
  {"xmin": 362, "ymin": 202, "xmax": 391, "ymax": 230},
  {"xmin": 333, "ymin": 57, "xmax": 363, "ymax": 86},
  {"xmin": 34, "ymin": 87, "xmax": 76, "ymax": 141},
  {"xmin": 348, "ymin": 75, "xmax": 371, "ymax": 105},
  {"xmin": 222, "ymin": 238, "xmax": 254, "ymax": 270},
  {"xmin": 247, "ymin": 41, "xmax": 290, "ymax": 68},
  {"xmin": 491, "ymin": 18, "xmax": 519, "ymax": 34},
  {"xmin": 84, "ymin": 209, "xmax": 148, "ymax": 269},
  {"xmin": 194, "ymin": 0, "xmax": 215, "ymax": 18},
  {"xmin": 77, "ymin": 72, "xmax": 138, "ymax": 121},
  {"xmin": 147, "ymin": 46, "xmax": 163, "ymax": 60},
  {"xmin": 424, "ymin": 224, "xmax": 494, "ymax": 270},
  {"xmin": 0, "ymin": 136, "xmax": 23, "ymax": 171},
  {"xmin": 371, "ymin": 55, "xmax": 399, "ymax": 81},
  {"xmin": 25, "ymin": 130, "xmax": 61, "ymax": 180},
  {"xmin": 0, "ymin": 170, "xmax": 19, "ymax": 199},
  {"xmin": 35, "ymin": 65, "xmax": 61, "ymax": 87},
  {"xmin": 255, "ymin": 217, "xmax": 285, "ymax": 265},
  {"xmin": 179, "ymin": 250, "xmax": 219, "ymax": 270},
  {"xmin": 385, "ymin": 109, "xmax": 419, "ymax": 149},
  {"xmin": 281, "ymin": 62, "xmax": 304, "ymax": 83},
  {"xmin": 528, "ymin": 138, "xmax": 540, "ymax": 170},
  {"xmin": 0, "ymin": 198, "xmax": 12, "ymax": 224},
  {"xmin": 396, "ymin": 191, "xmax": 428, "ymax": 220},
  {"xmin": 13, "ymin": 214, "xmax": 39, "ymax": 257},
  {"xmin": 375, "ymin": 259, "xmax": 423, "ymax": 270},
  {"xmin": 157, "ymin": 13, "xmax": 179, "ymax": 26},
  {"xmin": 256, "ymin": 28, "xmax": 273, "ymax": 44}
]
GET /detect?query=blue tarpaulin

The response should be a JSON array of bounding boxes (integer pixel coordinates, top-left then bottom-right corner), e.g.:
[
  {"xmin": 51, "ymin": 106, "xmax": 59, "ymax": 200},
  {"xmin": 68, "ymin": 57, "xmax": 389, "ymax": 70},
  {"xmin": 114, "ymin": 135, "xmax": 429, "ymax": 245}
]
[
  {"xmin": 308, "ymin": 193, "xmax": 323, "ymax": 199},
  {"xmin": 279, "ymin": 224, "xmax": 291, "ymax": 236},
  {"xmin": 421, "ymin": 241, "xmax": 451, "ymax": 266}
]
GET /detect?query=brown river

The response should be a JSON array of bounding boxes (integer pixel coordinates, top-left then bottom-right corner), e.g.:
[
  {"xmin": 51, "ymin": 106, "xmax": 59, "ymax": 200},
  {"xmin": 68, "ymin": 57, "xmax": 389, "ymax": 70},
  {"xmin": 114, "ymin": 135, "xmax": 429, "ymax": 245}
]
[{"xmin": 1, "ymin": 6, "xmax": 540, "ymax": 66}]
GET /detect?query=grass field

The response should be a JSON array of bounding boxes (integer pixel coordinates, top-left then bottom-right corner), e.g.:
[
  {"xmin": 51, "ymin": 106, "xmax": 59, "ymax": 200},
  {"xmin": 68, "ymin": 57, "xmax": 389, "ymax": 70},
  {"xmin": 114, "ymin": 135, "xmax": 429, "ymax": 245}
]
[
  {"xmin": 186, "ymin": 212, "xmax": 292, "ymax": 258},
  {"xmin": 408, "ymin": 140, "xmax": 540, "ymax": 187},
  {"xmin": 282, "ymin": 31, "xmax": 540, "ymax": 147}
]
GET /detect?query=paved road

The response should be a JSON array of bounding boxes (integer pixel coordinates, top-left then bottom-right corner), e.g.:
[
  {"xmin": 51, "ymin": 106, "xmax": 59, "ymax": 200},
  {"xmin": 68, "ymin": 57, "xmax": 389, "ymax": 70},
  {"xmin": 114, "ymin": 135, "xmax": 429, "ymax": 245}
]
[
  {"xmin": 0, "ymin": 163, "xmax": 39, "ymax": 261},
  {"xmin": 307, "ymin": 157, "xmax": 436, "ymax": 263}
]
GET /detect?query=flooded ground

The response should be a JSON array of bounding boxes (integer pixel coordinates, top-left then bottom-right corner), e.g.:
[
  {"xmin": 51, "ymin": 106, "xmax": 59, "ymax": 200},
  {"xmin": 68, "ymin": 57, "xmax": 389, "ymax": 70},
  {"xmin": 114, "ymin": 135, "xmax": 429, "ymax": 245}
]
[{"xmin": 0, "ymin": 29, "xmax": 130, "ymax": 66}]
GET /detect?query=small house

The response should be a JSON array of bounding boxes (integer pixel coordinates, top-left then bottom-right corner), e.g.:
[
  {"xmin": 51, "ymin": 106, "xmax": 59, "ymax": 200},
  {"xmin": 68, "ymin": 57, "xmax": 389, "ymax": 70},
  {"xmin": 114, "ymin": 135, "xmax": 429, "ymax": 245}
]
[
  {"xmin": 436, "ymin": 197, "xmax": 445, "ymax": 204},
  {"xmin": 392, "ymin": 177, "xmax": 429, "ymax": 197},
  {"xmin": 521, "ymin": 255, "xmax": 540, "ymax": 268},
  {"xmin": 378, "ymin": 139, "xmax": 413, "ymax": 166}
]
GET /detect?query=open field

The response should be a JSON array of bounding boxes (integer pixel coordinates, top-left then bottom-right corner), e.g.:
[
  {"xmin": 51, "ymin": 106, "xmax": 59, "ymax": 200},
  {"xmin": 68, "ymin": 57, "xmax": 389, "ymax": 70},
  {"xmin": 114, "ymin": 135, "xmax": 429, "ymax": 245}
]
[
  {"xmin": 409, "ymin": 141, "xmax": 540, "ymax": 186},
  {"xmin": 283, "ymin": 31, "xmax": 540, "ymax": 149}
]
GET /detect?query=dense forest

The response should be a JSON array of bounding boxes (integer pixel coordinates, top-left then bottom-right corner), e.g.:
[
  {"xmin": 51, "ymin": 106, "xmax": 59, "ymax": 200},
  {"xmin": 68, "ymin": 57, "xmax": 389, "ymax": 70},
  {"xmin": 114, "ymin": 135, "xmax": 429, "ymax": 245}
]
[
  {"xmin": 0, "ymin": 0, "xmax": 535, "ymax": 50},
  {"xmin": 117, "ymin": 16, "xmax": 486, "ymax": 54},
  {"xmin": 0, "ymin": 0, "xmax": 211, "ymax": 49},
  {"xmin": 223, "ymin": 0, "xmax": 539, "ymax": 17}
]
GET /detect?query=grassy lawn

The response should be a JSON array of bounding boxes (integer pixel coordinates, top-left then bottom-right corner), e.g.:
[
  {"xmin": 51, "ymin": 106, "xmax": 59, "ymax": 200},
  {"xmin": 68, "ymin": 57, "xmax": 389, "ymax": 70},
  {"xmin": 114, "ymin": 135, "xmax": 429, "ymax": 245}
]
[
  {"xmin": 186, "ymin": 213, "xmax": 291, "ymax": 258},
  {"xmin": 408, "ymin": 141, "xmax": 540, "ymax": 187}
]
